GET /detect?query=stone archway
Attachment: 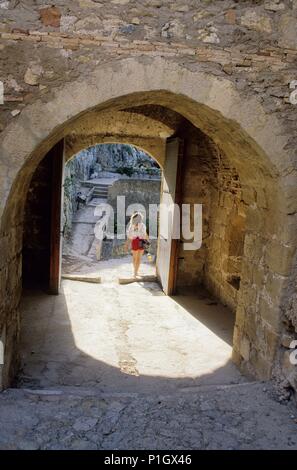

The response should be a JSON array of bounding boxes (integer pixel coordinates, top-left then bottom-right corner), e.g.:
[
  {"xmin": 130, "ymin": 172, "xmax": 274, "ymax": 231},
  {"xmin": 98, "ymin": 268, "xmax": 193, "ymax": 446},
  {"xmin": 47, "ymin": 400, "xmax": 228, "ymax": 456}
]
[{"xmin": 0, "ymin": 57, "xmax": 295, "ymax": 389}]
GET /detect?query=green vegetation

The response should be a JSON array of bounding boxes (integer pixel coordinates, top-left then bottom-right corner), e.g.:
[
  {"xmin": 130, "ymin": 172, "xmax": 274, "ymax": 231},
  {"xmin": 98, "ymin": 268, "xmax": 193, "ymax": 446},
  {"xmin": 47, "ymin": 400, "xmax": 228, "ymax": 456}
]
[
  {"xmin": 63, "ymin": 175, "xmax": 75, "ymax": 199},
  {"xmin": 116, "ymin": 166, "xmax": 134, "ymax": 177}
]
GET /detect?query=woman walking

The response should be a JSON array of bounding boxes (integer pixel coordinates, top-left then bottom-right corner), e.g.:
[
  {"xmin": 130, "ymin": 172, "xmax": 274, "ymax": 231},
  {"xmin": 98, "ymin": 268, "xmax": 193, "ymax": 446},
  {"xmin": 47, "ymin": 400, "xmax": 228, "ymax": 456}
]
[{"xmin": 126, "ymin": 212, "xmax": 149, "ymax": 278}]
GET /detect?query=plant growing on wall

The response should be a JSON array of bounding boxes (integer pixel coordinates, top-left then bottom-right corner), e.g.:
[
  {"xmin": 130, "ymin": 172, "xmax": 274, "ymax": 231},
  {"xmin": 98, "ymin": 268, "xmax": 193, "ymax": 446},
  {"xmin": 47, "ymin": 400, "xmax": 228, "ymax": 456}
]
[
  {"xmin": 116, "ymin": 167, "xmax": 134, "ymax": 177},
  {"xmin": 64, "ymin": 175, "xmax": 75, "ymax": 199},
  {"xmin": 63, "ymin": 174, "xmax": 77, "ymax": 238}
]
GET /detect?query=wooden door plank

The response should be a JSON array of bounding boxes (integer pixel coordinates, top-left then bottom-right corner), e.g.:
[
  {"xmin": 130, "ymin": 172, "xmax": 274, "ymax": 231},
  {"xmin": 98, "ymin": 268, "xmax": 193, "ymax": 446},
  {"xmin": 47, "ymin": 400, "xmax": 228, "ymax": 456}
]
[
  {"xmin": 156, "ymin": 138, "xmax": 184, "ymax": 295},
  {"xmin": 167, "ymin": 139, "xmax": 184, "ymax": 295},
  {"xmin": 49, "ymin": 140, "xmax": 64, "ymax": 295}
]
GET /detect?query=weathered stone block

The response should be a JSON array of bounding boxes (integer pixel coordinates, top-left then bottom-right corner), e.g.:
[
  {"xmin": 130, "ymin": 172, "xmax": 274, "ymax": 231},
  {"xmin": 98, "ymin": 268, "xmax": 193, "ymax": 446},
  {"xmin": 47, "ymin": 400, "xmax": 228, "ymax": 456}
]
[
  {"xmin": 225, "ymin": 10, "xmax": 236, "ymax": 25},
  {"xmin": 264, "ymin": 1, "xmax": 285, "ymax": 11},
  {"xmin": 241, "ymin": 186, "xmax": 256, "ymax": 205},
  {"xmin": 240, "ymin": 10, "xmax": 272, "ymax": 33},
  {"xmin": 264, "ymin": 272, "xmax": 286, "ymax": 304},
  {"xmin": 239, "ymin": 334, "xmax": 250, "ymax": 361},
  {"xmin": 264, "ymin": 241, "xmax": 295, "ymax": 276},
  {"xmin": 39, "ymin": 6, "xmax": 61, "ymax": 28},
  {"xmin": 243, "ymin": 234, "xmax": 264, "ymax": 263},
  {"xmin": 234, "ymin": 304, "xmax": 245, "ymax": 327},
  {"xmin": 259, "ymin": 296, "xmax": 281, "ymax": 331},
  {"xmin": 245, "ymin": 206, "xmax": 265, "ymax": 233},
  {"xmin": 24, "ymin": 64, "xmax": 44, "ymax": 86},
  {"xmin": 263, "ymin": 324, "xmax": 280, "ymax": 359},
  {"xmin": 250, "ymin": 352, "xmax": 273, "ymax": 380},
  {"xmin": 278, "ymin": 14, "xmax": 297, "ymax": 49}
]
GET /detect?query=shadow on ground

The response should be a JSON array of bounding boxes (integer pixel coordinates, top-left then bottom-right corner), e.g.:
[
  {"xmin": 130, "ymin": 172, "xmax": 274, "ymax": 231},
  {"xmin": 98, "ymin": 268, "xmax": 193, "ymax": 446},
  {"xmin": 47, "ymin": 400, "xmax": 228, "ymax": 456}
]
[{"xmin": 17, "ymin": 280, "xmax": 247, "ymax": 393}]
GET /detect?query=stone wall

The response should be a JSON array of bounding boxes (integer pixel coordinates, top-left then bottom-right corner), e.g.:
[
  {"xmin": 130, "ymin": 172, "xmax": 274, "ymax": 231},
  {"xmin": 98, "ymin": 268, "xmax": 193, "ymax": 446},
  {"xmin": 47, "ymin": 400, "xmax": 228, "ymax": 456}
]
[
  {"xmin": 205, "ymin": 149, "xmax": 244, "ymax": 313},
  {"xmin": 0, "ymin": 1, "xmax": 297, "ymax": 394},
  {"xmin": 176, "ymin": 125, "xmax": 244, "ymax": 313},
  {"xmin": 107, "ymin": 178, "xmax": 161, "ymax": 256},
  {"xmin": 108, "ymin": 178, "xmax": 161, "ymax": 216},
  {"xmin": 1, "ymin": 0, "xmax": 297, "ymax": 130},
  {"xmin": 94, "ymin": 178, "xmax": 161, "ymax": 259}
]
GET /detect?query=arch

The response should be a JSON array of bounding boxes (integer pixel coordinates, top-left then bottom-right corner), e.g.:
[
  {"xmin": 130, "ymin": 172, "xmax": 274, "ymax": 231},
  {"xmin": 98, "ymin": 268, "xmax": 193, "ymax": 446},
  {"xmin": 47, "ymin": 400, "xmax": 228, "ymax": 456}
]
[
  {"xmin": 0, "ymin": 57, "xmax": 295, "ymax": 386},
  {"xmin": 0, "ymin": 58, "xmax": 293, "ymax": 222},
  {"xmin": 65, "ymin": 140, "xmax": 165, "ymax": 170}
]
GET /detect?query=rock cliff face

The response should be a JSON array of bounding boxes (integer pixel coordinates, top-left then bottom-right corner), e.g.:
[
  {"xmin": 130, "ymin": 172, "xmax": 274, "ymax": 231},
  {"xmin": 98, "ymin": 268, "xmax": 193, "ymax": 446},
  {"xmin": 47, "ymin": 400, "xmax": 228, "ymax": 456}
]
[
  {"xmin": 76, "ymin": 144, "xmax": 160, "ymax": 176},
  {"xmin": 66, "ymin": 150, "xmax": 98, "ymax": 182}
]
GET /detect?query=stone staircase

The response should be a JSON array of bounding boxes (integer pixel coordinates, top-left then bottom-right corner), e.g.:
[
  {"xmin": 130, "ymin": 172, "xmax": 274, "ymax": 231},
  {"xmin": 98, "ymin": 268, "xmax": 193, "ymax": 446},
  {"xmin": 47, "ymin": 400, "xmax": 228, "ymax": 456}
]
[
  {"xmin": 81, "ymin": 179, "xmax": 114, "ymax": 200},
  {"xmin": 93, "ymin": 183, "xmax": 109, "ymax": 198}
]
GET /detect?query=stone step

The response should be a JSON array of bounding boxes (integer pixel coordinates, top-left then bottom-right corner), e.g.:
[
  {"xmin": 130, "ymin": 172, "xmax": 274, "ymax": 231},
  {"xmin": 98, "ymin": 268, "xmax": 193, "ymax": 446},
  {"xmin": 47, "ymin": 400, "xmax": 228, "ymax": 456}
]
[
  {"xmin": 93, "ymin": 187, "xmax": 109, "ymax": 192},
  {"xmin": 61, "ymin": 273, "xmax": 101, "ymax": 284},
  {"xmin": 93, "ymin": 194, "xmax": 108, "ymax": 199},
  {"xmin": 81, "ymin": 181, "xmax": 113, "ymax": 189},
  {"xmin": 88, "ymin": 201, "xmax": 107, "ymax": 207},
  {"xmin": 93, "ymin": 190, "xmax": 109, "ymax": 195},
  {"xmin": 118, "ymin": 275, "xmax": 158, "ymax": 284},
  {"xmin": 8, "ymin": 380, "xmax": 259, "ymax": 399}
]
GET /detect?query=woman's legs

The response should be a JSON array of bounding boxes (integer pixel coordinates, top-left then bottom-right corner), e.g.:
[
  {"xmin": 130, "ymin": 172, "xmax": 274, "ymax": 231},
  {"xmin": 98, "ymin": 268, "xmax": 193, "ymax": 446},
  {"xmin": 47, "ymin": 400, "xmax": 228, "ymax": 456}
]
[
  {"xmin": 135, "ymin": 250, "xmax": 144, "ymax": 276},
  {"xmin": 131, "ymin": 249, "xmax": 144, "ymax": 277},
  {"xmin": 132, "ymin": 250, "xmax": 138, "ymax": 277}
]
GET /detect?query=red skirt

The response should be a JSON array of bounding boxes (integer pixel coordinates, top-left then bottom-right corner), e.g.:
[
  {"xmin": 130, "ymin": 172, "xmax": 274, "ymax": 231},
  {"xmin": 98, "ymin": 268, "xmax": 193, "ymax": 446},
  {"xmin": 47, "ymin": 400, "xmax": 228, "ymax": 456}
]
[{"xmin": 131, "ymin": 237, "xmax": 144, "ymax": 251}]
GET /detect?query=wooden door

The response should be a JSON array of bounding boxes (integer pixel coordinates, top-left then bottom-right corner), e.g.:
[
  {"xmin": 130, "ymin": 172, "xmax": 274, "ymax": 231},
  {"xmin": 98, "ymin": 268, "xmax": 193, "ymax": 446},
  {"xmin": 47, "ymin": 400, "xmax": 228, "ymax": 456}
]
[{"xmin": 156, "ymin": 138, "xmax": 183, "ymax": 295}]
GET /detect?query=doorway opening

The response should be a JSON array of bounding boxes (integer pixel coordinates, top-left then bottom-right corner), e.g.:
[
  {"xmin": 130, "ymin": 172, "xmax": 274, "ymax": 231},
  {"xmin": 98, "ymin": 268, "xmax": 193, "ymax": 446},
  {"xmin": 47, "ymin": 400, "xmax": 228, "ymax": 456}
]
[
  {"xmin": 0, "ymin": 58, "xmax": 291, "ymax": 390},
  {"xmin": 19, "ymin": 109, "xmax": 242, "ymax": 390},
  {"xmin": 61, "ymin": 143, "xmax": 161, "ymax": 283}
]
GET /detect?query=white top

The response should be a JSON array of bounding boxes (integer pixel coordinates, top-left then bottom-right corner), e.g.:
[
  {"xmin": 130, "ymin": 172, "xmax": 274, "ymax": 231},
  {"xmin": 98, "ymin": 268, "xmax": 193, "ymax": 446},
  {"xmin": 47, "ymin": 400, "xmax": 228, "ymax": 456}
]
[{"xmin": 127, "ymin": 222, "xmax": 147, "ymax": 239}]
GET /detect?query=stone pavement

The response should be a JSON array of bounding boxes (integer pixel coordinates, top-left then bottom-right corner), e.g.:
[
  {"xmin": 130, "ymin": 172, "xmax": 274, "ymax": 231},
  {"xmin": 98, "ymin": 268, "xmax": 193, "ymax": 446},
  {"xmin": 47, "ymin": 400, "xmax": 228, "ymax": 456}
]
[
  {"xmin": 2, "ymin": 278, "xmax": 296, "ymax": 450},
  {"xmin": 18, "ymin": 280, "xmax": 243, "ymax": 391},
  {"xmin": 62, "ymin": 255, "xmax": 156, "ymax": 282},
  {"xmin": 0, "ymin": 383, "xmax": 296, "ymax": 450}
]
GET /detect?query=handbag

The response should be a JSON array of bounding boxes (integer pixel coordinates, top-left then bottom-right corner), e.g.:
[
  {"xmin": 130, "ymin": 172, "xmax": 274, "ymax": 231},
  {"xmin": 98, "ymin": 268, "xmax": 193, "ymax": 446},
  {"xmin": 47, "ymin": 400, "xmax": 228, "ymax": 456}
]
[{"xmin": 139, "ymin": 239, "xmax": 150, "ymax": 250}]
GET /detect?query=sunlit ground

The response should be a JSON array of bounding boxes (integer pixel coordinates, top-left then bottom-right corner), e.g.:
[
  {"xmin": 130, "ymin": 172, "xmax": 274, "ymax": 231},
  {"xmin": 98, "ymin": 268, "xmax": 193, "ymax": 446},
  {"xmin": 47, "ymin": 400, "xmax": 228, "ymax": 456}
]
[
  {"xmin": 19, "ymin": 279, "xmax": 247, "ymax": 392},
  {"xmin": 62, "ymin": 254, "xmax": 156, "ymax": 282}
]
